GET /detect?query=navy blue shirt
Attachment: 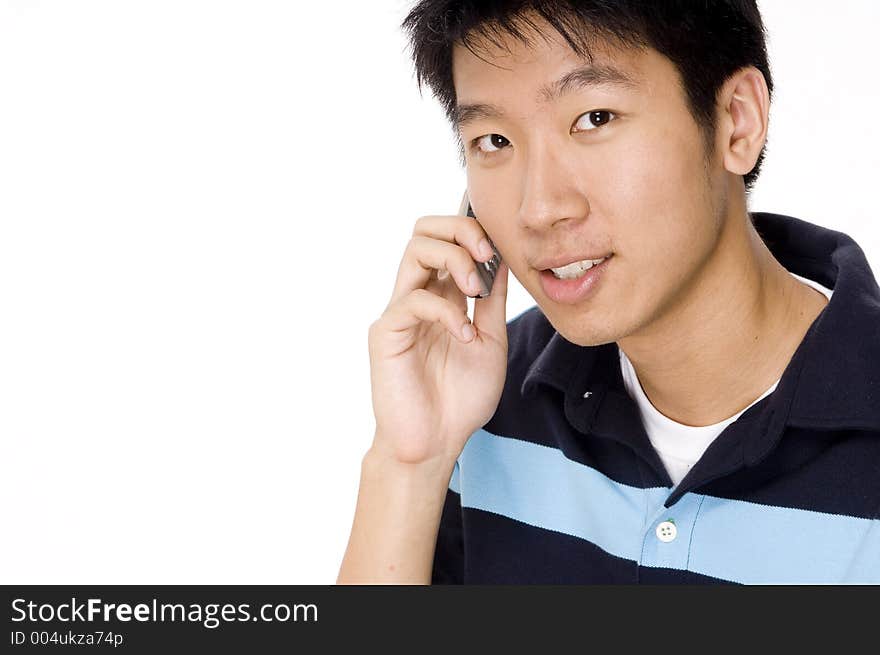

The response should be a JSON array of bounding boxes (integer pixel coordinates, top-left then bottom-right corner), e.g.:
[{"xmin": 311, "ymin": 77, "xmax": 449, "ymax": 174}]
[{"xmin": 431, "ymin": 212, "xmax": 880, "ymax": 584}]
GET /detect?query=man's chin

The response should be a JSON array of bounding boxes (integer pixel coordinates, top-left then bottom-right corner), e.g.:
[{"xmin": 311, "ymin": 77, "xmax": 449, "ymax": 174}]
[{"xmin": 540, "ymin": 310, "xmax": 618, "ymax": 348}]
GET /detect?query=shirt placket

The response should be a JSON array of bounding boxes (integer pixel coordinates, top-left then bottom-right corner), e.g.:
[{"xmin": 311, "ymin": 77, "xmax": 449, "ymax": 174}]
[{"xmin": 639, "ymin": 492, "xmax": 705, "ymax": 571}]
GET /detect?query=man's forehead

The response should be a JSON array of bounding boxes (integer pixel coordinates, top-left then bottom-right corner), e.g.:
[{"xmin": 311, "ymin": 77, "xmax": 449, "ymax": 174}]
[
  {"xmin": 452, "ymin": 47, "xmax": 645, "ymax": 130},
  {"xmin": 452, "ymin": 32, "xmax": 646, "ymax": 88},
  {"xmin": 452, "ymin": 21, "xmax": 644, "ymax": 72}
]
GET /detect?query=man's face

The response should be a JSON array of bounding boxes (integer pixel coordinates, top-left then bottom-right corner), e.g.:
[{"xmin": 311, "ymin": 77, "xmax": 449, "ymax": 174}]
[{"xmin": 452, "ymin": 23, "xmax": 728, "ymax": 346}]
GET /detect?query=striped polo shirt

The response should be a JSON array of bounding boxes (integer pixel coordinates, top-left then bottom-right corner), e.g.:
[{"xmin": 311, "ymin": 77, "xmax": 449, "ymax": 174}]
[{"xmin": 431, "ymin": 211, "xmax": 880, "ymax": 584}]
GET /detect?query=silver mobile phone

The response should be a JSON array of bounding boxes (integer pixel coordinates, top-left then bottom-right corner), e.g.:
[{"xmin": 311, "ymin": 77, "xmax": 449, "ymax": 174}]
[{"xmin": 458, "ymin": 189, "xmax": 502, "ymax": 298}]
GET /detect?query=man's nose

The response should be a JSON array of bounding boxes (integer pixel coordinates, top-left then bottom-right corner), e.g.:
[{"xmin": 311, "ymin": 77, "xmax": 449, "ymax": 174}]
[{"xmin": 517, "ymin": 140, "xmax": 590, "ymax": 231}]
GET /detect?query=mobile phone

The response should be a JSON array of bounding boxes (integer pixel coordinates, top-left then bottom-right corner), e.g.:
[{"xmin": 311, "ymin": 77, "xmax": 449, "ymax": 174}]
[{"xmin": 458, "ymin": 189, "xmax": 502, "ymax": 298}]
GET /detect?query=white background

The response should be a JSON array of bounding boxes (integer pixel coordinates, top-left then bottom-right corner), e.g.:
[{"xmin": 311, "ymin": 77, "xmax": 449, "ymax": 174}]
[{"xmin": 0, "ymin": 0, "xmax": 877, "ymax": 584}]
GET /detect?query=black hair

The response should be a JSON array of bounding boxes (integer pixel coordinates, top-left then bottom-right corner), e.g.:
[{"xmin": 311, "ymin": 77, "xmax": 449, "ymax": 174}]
[{"xmin": 400, "ymin": 0, "xmax": 774, "ymax": 194}]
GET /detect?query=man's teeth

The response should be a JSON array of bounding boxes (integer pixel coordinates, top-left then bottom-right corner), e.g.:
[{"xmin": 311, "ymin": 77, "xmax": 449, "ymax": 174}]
[{"xmin": 550, "ymin": 257, "xmax": 607, "ymax": 279}]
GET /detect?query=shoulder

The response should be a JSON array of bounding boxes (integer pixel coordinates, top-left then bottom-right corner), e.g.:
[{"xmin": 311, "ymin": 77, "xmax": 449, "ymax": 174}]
[
  {"xmin": 499, "ymin": 304, "xmax": 563, "ymax": 405},
  {"xmin": 505, "ymin": 304, "xmax": 555, "ymax": 367}
]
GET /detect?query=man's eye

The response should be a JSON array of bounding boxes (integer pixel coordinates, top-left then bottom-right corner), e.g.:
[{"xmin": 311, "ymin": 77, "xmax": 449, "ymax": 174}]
[
  {"xmin": 574, "ymin": 110, "xmax": 617, "ymax": 133},
  {"xmin": 469, "ymin": 110, "xmax": 618, "ymax": 159},
  {"xmin": 470, "ymin": 134, "xmax": 511, "ymax": 158}
]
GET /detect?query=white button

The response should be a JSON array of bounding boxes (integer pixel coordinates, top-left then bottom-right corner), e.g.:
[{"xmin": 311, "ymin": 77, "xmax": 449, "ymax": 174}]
[{"xmin": 656, "ymin": 520, "xmax": 677, "ymax": 543}]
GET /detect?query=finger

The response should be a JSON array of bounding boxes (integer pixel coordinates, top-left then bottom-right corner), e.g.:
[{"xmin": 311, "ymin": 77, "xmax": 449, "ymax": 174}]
[
  {"xmin": 472, "ymin": 259, "xmax": 510, "ymax": 342},
  {"xmin": 390, "ymin": 215, "xmax": 494, "ymax": 298},
  {"xmin": 425, "ymin": 266, "xmax": 468, "ymax": 316},
  {"xmin": 423, "ymin": 213, "xmax": 497, "ymax": 300},
  {"xmin": 388, "ymin": 233, "xmax": 493, "ymax": 309},
  {"xmin": 380, "ymin": 288, "xmax": 476, "ymax": 344},
  {"xmin": 411, "ymin": 215, "xmax": 493, "ymax": 257}
]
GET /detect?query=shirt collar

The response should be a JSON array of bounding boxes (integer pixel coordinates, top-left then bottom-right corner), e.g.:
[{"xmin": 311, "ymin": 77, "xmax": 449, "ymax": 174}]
[{"xmin": 520, "ymin": 211, "xmax": 880, "ymax": 442}]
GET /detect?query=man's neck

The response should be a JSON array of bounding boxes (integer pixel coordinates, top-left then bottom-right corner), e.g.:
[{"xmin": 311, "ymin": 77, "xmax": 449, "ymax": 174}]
[{"xmin": 617, "ymin": 213, "xmax": 829, "ymax": 427}]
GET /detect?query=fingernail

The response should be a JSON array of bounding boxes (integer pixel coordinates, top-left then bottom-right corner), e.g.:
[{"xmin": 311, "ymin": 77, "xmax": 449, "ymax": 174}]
[
  {"xmin": 461, "ymin": 323, "xmax": 475, "ymax": 341},
  {"xmin": 478, "ymin": 238, "xmax": 492, "ymax": 260},
  {"xmin": 468, "ymin": 271, "xmax": 481, "ymax": 293}
]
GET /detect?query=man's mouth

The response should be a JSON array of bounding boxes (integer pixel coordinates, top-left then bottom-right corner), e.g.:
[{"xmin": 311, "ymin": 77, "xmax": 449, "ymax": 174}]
[{"xmin": 547, "ymin": 255, "xmax": 612, "ymax": 280}]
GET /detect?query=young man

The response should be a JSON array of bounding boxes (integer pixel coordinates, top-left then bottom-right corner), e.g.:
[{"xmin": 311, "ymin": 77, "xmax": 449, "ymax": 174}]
[{"xmin": 338, "ymin": 1, "xmax": 880, "ymax": 583}]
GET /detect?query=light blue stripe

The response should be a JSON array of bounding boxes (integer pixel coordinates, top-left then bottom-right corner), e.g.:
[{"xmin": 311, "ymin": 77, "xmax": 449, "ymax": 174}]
[
  {"xmin": 455, "ymin": 428, "xmax": 880, "ymax": 583},
  {"xmin": 686, "ymin": 496, "xmax": 880, "ymax": 584},
  {"xmin": 458, "ymin": 428, "xmax": 663, "ymax": 563}
]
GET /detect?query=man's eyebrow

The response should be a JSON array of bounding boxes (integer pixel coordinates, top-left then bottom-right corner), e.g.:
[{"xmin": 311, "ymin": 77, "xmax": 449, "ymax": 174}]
[{"xmin": 453, "ymin": 63, "xmax": 639, "ymax": 130}]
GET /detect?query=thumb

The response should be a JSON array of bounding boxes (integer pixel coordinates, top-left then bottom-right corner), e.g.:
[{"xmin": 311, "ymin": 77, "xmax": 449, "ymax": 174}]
[{"xmin": 472, "ymin": 259, "xmax": 509, "ymax": 339}]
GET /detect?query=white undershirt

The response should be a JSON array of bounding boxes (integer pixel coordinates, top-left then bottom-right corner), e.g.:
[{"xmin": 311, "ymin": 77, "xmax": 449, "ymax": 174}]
[{"xmin": 619, "ymin": 271, "xmax": 834, "ymax": 488}]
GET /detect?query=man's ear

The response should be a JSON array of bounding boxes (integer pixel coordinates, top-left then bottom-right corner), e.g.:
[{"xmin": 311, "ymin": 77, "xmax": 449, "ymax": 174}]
[{"xmin": 717, "ymin": 66, "xmax": 770, "ymax": 177}]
